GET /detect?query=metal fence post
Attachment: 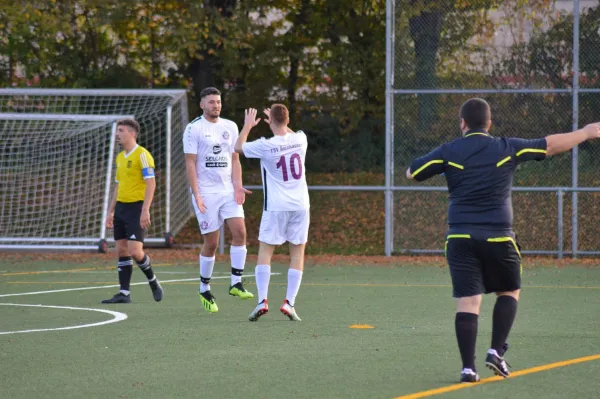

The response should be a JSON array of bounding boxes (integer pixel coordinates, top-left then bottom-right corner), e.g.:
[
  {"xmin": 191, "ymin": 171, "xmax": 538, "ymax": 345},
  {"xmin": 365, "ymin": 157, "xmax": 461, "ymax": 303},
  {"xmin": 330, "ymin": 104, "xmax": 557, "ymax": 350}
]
[
  {"xmin": 557, "ymin": 189, "xmax": 564, "ymax": 259},
  {"xmin": 571, "ymin": 0, "xmax": 581, "ymax": 258},
  {"xmin": 384, "ymin": 0, "xmax": 395, "ymax": 256}
]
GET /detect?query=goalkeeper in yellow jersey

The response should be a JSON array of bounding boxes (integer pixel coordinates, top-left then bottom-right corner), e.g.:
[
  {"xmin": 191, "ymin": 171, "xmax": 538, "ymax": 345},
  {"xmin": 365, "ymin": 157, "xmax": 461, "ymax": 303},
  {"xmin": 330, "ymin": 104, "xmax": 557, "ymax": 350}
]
[{"xmin": 102, "ymin": 119, "xmax": 163, "ymax": 304}]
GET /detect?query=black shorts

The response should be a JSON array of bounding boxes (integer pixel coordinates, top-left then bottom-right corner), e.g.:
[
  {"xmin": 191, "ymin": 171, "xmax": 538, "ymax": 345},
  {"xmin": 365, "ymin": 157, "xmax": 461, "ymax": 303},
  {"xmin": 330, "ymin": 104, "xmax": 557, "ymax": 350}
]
[
  {"xmin": 113, "ymin": 201, "xmax": 145, "ymax": 243},
  {"xmin": 446, "ymin": 234, "xmax": 521, "ymax": 298}
]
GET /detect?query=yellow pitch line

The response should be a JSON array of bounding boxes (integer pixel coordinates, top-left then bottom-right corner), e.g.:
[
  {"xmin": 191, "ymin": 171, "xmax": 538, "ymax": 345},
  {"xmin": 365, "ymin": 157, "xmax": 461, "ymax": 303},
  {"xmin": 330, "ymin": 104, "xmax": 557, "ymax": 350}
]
[
  {"xmin": 0, "ymin": 262, "xmax": 194, "ymax": 277},
  {"xmin": 393, "ymin": 354, "xmax": 600, "ymax": 399}
]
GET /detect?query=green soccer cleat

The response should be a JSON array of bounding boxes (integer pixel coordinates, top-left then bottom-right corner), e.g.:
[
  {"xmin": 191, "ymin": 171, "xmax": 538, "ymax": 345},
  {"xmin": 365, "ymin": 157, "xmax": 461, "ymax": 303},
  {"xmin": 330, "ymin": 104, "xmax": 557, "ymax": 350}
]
[
  {"xmin": 198, "ymin": 290, "xmax": 219, "ymax": 313},
  {"xmin": 229, "ymin": 282, "xmax": 254, "ymax": 299}
]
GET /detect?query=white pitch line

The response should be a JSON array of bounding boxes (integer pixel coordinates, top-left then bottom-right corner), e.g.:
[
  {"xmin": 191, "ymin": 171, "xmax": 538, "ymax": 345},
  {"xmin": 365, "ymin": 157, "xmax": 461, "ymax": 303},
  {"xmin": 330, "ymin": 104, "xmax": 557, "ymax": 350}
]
[
  {"xmin": 0, "ymin": 273, "xmax": 281, "ymax": 298},
  {"xmin": 0, "ymin": 303, "xmax": 127, "ymax": 335},
  {"xmin": 70, "ymin": 271, "xmax": 198, "ymax": 275}
]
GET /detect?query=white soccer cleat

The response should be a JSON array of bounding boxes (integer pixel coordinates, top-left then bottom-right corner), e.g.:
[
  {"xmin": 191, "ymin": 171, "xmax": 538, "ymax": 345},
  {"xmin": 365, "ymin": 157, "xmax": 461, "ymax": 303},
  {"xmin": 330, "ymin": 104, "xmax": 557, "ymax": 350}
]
[
  {"xmin": 248, "ymin": 300, "xmax": 269, "ymax": 322},
  {"xmin": 280, "ymin": 300, "xmax": 301, "ymax": 321}
]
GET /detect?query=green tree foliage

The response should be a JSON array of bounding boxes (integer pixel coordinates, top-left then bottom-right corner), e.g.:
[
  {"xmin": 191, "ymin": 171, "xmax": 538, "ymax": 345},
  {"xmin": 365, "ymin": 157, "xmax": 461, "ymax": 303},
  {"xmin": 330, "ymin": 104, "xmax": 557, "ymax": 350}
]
[{"xmin": 2, "ymin": 0, "xmax": 593, "ymax": 173}]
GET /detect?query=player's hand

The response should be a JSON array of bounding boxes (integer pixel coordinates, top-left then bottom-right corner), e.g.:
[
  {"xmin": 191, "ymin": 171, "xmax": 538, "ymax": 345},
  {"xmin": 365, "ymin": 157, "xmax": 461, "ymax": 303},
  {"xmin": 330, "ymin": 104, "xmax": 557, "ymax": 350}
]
[
  {"xmin": 583, "ymin": 123, "xmax": 600, "ymax": 140},
  {"xmin": 140, "ymin": 209, "xmax": 151, "ymax": 229},
  {"xmin": 244, "ymin": 108, "xmax": 261, "ymax": 129},
  {"xmin": 263, "ymin": 108, "xmax": 271, "ymax": 124},
  {"xmin": 105, "ymin": 213, "xmax": 114, "ymax": 229},
  {"xmin": 234, "ymin": 186, "xmax": 252, "ymax": 205},
  {"xmin": 194, "ymin": 193, "xmax": 207, "ymax": 214}
]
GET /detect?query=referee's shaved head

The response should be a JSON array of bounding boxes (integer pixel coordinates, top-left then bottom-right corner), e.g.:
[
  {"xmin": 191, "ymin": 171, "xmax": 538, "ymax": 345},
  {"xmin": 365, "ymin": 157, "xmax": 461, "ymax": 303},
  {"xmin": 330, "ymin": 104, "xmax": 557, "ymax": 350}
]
[{"xmin": 460, "ymin": 98, "xmax": 491, "ymax": 130}]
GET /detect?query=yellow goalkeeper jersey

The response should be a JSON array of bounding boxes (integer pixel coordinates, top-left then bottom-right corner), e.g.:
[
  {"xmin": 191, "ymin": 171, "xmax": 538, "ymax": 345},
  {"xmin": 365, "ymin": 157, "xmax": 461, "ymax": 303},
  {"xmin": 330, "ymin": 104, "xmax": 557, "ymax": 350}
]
[{"xmin": 115, "ymin": 145, "xmax": 155, "ymax": 203}]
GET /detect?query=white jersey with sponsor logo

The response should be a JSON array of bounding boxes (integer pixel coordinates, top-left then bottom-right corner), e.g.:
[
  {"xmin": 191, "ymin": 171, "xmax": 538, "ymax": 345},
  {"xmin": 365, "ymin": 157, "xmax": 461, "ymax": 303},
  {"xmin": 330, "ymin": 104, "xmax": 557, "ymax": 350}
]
[
  {"xmin": 242, "ymin": 131, "xmax": 309, "ymax": 211},
  {"xmin": 183, "ymin": 116, "xmax": 239, "ymax": 194}
]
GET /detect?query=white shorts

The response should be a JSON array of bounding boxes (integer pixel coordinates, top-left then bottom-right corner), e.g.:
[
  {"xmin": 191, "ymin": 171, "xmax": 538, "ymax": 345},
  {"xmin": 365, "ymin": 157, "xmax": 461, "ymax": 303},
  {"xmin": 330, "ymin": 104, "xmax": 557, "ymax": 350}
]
[
  {"xmin": 258, "ymin": 209, "xmax": 310, "ymax": 246},
  {"xmin": 192, "ymin": 192, "xmax": 244, "ymax": 234}
]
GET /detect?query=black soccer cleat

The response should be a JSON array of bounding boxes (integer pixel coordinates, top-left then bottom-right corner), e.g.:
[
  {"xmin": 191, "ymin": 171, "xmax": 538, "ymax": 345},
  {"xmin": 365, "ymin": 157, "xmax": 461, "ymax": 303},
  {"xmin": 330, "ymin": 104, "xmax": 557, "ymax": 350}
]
[
  {"xmin": 485, "ymin": 351, "xmax": 511, "ymax": 378},
  {"xmin": 460, "ymin": 369, "xmax": 481, "ymax": 383},
  {"xmin": 149, "ymin": 279, "xmax": 163, "ymax": 302},
  {"xmin": 101, "ymin": 292, "xmax": 132, "ymax": 304}
]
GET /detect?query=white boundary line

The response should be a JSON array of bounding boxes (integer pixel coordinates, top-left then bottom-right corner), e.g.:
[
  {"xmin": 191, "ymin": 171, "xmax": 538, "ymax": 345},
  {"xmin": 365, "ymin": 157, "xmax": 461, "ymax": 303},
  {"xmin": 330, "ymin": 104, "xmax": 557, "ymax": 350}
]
[
  {"xmin": 0, "ymin": 273, "xmax": 280, "ymax": 298},
  {"xmin": 0, "ymin": 303, "xmax": 128, "ymax": 335}
]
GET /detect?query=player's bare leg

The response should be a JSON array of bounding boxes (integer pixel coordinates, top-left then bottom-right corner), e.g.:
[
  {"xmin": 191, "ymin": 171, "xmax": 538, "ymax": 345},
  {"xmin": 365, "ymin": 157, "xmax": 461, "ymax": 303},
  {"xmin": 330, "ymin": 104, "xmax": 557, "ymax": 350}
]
[
  {"xmin": 456, "ymin": 294, "xmax": 482, "ymax": 382},
  {"xmin": 102, "ymin": 239, "xmax": 133, "ymax": 304},
  {"xmin": 198, "ymin": 230, "xmax": 219, "ymax": 312},
  {"xmin": 280, "ymin": 243, "xmax": 305, "ymax": 321},
  {"xmin": 485, "ymin": 289, "xmax": 519, "ymax": 378},
  {"xmin": 249, "ymin": 242, "xmax": 275, "ymax": 321},
  {"xmin": 226, "ymin": 217, "xmax": 253, "ymax": 299},
  {"xmin": 128, "ymin": 240, "xmax": 162, "ymax": 302}
]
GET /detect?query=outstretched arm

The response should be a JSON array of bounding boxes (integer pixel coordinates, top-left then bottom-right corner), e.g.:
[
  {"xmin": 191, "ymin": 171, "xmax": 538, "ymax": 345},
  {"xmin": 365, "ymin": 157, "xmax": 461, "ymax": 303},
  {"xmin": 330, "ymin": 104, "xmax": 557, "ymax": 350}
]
[{"xmin": 546, "ymin": 123, "xmax": 600, "ymax": 157}]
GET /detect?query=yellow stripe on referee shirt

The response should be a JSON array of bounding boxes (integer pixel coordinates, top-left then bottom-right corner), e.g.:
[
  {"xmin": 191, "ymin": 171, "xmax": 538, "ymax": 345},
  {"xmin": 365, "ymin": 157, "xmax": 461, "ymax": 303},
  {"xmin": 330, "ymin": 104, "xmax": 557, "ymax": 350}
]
[
  {"xmin": 447, "ymin": 162, "xmax": 464, "ymax": 170},
  {"xmin": 411, "ymin": 160, "xmax": 443, "ymax": 178},
  {"xmin": 496, "ymin": 156, "xmax": 511, "ymax": 167},
  {"xmin": 516, "ymin": 148, "xmax": 547, "ymax": 157}
]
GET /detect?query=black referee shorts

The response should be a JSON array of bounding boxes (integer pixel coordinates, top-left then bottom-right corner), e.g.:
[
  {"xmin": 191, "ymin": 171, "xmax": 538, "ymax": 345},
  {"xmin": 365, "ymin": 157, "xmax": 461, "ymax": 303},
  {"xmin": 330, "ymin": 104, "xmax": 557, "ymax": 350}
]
[
  {"xmin": 446, "ymin": 234, "xmax": 521, "ymax": 298},
  {"xmin": 113, "ymin": 201, "xmax": 145, "ymax": 243}
]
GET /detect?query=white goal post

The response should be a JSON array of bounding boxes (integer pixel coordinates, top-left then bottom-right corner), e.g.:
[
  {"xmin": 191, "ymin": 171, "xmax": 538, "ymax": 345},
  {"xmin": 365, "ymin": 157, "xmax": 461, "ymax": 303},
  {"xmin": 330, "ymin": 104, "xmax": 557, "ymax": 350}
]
[{"xmin": 0, "ymin": 89, "xmax": 190, "ymax": 252}]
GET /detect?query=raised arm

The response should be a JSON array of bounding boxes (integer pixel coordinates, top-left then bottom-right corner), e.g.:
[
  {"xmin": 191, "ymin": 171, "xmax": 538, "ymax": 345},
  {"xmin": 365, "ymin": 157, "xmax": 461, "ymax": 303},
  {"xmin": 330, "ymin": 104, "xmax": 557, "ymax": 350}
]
[
  {"xmin": 546, "ymin": 123, "xmax": 600, "ymax": 157},
  {"xmin": 234, "ymin": 108, "xmax": 261, "ymax": 154}
]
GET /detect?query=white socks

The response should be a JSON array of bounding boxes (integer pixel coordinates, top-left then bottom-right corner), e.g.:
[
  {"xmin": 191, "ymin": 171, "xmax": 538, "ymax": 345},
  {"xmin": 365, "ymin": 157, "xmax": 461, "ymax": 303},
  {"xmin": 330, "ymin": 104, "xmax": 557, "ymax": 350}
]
[
  {"xmin": 255, "ymin": 265, "xmax": 271, "ymax": 303},
  {"xmin": 199, "ymin": 255, "xmax": 215, "ymax": 293},
  {"xmin": 230, "ymin": 245, "xmax": 247, "ymax": 285},
  {"xmin": 286, "ymin": 269, "xmax": 303, "ymax": 306}
]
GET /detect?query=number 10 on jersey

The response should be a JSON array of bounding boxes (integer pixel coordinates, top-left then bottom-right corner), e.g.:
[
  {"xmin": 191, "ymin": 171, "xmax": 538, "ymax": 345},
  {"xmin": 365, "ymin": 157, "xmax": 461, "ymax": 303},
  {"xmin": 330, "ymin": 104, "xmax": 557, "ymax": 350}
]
[{"xmin": 276, "ymin": 153, "xmax": 303, "ymax": 181}]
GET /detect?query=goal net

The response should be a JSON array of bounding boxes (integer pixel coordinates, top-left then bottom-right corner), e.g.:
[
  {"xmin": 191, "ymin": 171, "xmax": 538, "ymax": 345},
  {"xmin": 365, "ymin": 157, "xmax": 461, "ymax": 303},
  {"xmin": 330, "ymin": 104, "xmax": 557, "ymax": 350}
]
[{"xmin": 0, "ymin": 89, "xmax": 190, "ymax": 251}]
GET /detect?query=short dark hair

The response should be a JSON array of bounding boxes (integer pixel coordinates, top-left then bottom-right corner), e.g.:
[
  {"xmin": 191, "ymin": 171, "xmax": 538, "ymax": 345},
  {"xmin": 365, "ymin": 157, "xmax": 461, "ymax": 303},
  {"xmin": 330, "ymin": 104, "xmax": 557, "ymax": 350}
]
[
  {"xmin": 116, "ymin": 119, "xmax": 140, "ymax": 134},
  {"xmin": 460, "ymin": 98, "xmax": 491, "ymax": 130},
  {"xmin": 270, "ymin": 104, "xmax": 289, "ymax": 125},
  {"xmin": 200, "ymin": 87, "xmax": 221, "ymax": 99}
]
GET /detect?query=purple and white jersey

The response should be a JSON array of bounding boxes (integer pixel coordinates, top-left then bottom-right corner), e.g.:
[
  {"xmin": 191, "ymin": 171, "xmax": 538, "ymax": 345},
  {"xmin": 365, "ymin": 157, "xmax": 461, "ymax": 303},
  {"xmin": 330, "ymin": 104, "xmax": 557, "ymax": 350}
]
[
  {"xmin": 242, "ymin": 131, "xmax": 309, "ymax": 211},
  {"xmin": 183, "ymin": 116, "xmax": 239, "ymax": 194}
]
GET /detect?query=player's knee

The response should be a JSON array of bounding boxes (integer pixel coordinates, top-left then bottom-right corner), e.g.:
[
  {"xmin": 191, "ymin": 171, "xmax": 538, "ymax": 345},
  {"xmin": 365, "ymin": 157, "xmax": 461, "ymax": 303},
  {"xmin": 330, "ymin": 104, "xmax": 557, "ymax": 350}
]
[
  {"xmin": 496, "ymin": 289, "xmax": 520, "ymax": 301},
  {"xmin": 117, "ymin": 248, "xmax": 130, "ymax": 258},
  {"xmin": 116, "ymin": 242, "xmax": 130, "ymax": 258},
  {"xmin": 129, "ymin": 248, "xmax": 144, "ymax": 261},
  {"xmin": 231, "ymin": 227, "xmax": 246, "ymax": 244},
  {"xmin": 202, "ymin": 241, "xmax": 218, "ymax": 255},
  {"xmin": 456, "ymin": 295, "xmax": 482, "ymax": 314}
]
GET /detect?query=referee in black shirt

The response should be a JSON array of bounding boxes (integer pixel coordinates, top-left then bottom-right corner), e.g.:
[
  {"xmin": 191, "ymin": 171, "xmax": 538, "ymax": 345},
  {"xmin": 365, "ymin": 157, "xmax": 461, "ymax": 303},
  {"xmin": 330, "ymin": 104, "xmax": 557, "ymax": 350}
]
[{"xmin": 407, "ymin": 98, "xmax": 600, "ymax": 383}]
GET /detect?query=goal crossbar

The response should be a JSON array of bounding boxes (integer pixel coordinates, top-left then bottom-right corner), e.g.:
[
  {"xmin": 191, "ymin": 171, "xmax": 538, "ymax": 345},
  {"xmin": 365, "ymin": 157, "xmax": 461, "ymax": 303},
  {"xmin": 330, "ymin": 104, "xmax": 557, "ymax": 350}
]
[{"xmin": 0, "ymin": 113, "xmax": 135, "ymax": 121}]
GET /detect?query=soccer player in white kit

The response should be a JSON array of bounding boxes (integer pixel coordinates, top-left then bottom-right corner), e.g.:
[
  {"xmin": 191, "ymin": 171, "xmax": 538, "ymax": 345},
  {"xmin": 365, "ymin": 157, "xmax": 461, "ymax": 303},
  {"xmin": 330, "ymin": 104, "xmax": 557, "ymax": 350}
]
[
  {"xmin": 234, "ymin": 105, "xmax": 309, "ymax": 322},
  {"xmin": 183, "ymin": 87, "xmax": 254, "ymax": 313}
]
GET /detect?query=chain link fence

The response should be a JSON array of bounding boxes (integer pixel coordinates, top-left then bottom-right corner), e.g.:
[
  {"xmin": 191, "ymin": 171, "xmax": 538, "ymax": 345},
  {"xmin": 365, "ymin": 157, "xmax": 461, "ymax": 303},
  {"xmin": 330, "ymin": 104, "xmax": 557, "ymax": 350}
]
[{"xmin": 386, "ymin": 0, "xmax": 600, "ymax": 257}]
